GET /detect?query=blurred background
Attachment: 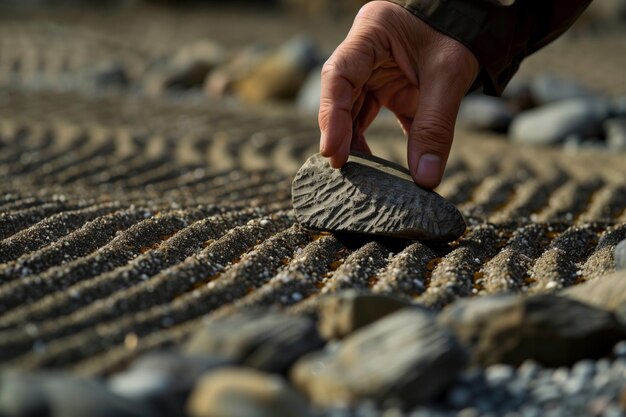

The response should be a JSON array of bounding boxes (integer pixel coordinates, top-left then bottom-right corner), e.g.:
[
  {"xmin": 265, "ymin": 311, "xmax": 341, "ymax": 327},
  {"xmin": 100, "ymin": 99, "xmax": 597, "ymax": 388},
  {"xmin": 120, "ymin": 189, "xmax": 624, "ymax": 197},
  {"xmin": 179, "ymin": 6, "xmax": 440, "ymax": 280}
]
[{"xmin": 1, "ymin": 0, "xmax": 625, "ymax": 151}]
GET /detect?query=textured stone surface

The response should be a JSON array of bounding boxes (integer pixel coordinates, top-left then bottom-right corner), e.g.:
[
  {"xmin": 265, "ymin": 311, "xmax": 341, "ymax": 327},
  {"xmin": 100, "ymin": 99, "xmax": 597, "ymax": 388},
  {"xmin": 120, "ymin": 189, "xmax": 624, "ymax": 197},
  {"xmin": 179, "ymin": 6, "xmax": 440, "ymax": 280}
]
[
  {"xmin": 187, "ymin": 368, "xmax": 311, "ymax": 417},
  {"xmin": 440, "ymin": 294, "xmax": 626, "ymax": 366},
  {"xmin": 108, "ymin": 352, "xmax": 231, "ymax": 417},
  {"xmin": 317, "ymin": 290, "xmax": 411, "ymax": 340},
  {"xmin": 184, "ymin": 312, "xmax": 324, "ymax": 373},
  {"xmin": 292, "ymin": 153, "xmax": 466, "ymax": 241},
  {"xmin": 562, "ymin": 269, "xmax": 626, "ymax": 309},
  {"xmin": 291, "ymin": 308, "xmax": 467, "ymax": 406},
  {"xmin": 0, "ymin": 371, "xmax": 154, "ymax": 417}
]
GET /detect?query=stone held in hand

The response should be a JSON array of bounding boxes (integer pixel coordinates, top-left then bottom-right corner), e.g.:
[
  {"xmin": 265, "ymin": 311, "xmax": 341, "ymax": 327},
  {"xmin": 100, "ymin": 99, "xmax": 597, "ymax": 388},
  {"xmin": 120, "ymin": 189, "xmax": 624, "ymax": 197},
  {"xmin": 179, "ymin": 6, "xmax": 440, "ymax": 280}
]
[{"xmin": 292, "ymin": 152, "xmax": 466, "ymax": 242}]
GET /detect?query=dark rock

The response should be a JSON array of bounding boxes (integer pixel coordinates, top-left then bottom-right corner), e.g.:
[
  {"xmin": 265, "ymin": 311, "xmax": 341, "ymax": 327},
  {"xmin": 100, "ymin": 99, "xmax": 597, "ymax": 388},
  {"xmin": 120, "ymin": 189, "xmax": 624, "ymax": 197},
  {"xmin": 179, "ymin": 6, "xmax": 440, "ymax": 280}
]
[
  {"xmin": 292, "ymin": 153, "xmax": 466, "ymax": 242},
  {"xmin": 562, "ymin": 270, "xmax": 626, "ymax": 310},
  {"xmin": 0, "ymin": 370, "xmax": 155, "ymax": 417},
  {"xmin": 317, "ymin": 289, "xmax": 411, "ymax": 340},
  {"xmin": 187, "ymin": 368, "xmax": 311, "ymax": 417},
  {"xmin": 91, "ymin": 61, "xmax": 129, "ymax": 88},
  {"xmin": 108, "ymin": 351, "xmax": 231, "ymax": 417},
  {"xmin": 529, "ymin": 74, "xmax": 601, "ymax": 105},
  {"xmin": 617, "ymin": 240, "xmax": 626, "ymax": 270},
  {"xmin": 457, "ymin": 95, "xmax": 515, "ymax": 132},
  {"xmin": 144, "ymin": 40, "xmax": 226, "ymax": 94},
  {"xmin": 510, "ymin": 99, "xmax": 611, "ymax": 145},
  {"xmin": 183, "ymin": 311, "xmax": 324, "ymax": 373},
  {"xmin": 439, "ymin": 294, "xmax": 626, "ymax": 367},
  {"xmin": 291, "ymin": 308, "xmax": 468, "ymax": 407},
  {"xmin": 604, "ymin": 118, "xmax": 626, "ymax": 151}
]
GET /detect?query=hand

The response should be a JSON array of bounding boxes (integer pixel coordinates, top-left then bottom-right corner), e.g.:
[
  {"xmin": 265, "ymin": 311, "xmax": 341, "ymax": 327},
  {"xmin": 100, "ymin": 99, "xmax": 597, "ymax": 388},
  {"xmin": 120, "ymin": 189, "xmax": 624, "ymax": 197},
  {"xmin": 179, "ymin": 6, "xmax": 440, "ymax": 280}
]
[{"xmin": 319, "ymin": 0, "xmax": 480, "ymax": 189}]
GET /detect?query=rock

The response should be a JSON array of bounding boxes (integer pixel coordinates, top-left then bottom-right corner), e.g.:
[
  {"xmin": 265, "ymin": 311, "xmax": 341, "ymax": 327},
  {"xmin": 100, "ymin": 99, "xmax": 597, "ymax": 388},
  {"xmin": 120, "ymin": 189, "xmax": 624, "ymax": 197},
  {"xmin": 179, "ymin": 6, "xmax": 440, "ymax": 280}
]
[
  {"xmin": 529, "ymin": 74, "xmax": 601, "ymax": 105},
  {"xmin": 184, "ymin": 311, "xmax": 324, "ymax": 373},
  {"xmin": 457, "ymin": 95, "xmax": 515, "ymax": 132},
  {"xmin": 561, "ymin": 270, "xmax": 626, "ymax": 310},
  {"xmin": 296, "ymin": 66, "xmax": 322, "ymax": 113},
  {"xmin": 317, "ymin": 290, "xmax": 411, "ymax": 340},
  {"xmin": 108, "ymin": 351, "xmax": 231, "ymax": 417},
  {"xmin": 91, "ymin": 61, "xmax": 129, "ymax": 88},
  {"xmin": 292, "ymin": 153, "xmax": 466, "ymax": 242},
  {"xmin": 440, "ymin": 294, "xmax": 626, "ymax": 367},
  {"xmin": 617, "ymin": 240, "xmax": 626, "ymax": 270},
  {"xmin": 605, "ymin": 118, "xmax": 626, "ymax": 151},
  {"xmin": 205, "ymin": 44, "xmax": 270, "ymax": 97},
  {"xmin": 234, "ymin": 36, "xmax": 321, "ymax": 103},
  {"xmin": 291, "ymin": 308, "xmax": 468, "ymax": 407},
  {"xmin": 0, "ymin": 370, "xmax": 155, "ymax": 417},
  {"xmin": 144, "ymin": 39, "xmax": 226, "ymax": 94},
  {"xmin": 187, "ymin": 368, "xmax": 311, "ymax": 417},
  {"xmin": 510, "ymin": 99, "xmax": 611, "ymax": 145},
  {"xmin": 501, "ymin": 77, "xmax": 535, "ymax": 112}
]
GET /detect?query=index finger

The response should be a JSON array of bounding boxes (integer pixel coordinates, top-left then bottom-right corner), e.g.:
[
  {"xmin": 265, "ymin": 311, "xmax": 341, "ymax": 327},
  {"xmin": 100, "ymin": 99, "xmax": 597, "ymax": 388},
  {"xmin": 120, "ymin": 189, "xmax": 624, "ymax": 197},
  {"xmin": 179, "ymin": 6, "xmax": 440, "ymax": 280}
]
[{"xmin": 318, "ymin": 39, "xmax": 377, "ymax": 168}]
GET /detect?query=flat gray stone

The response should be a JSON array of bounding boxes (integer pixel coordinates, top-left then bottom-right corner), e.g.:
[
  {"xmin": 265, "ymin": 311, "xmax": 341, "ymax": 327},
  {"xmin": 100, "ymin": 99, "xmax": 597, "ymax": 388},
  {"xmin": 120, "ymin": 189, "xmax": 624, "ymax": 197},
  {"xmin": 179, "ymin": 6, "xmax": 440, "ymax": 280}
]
[
  {"xmin": 291, "ymin": 308, "xmax": 467, "ymax": 407},
  {"xmin": 0, "ymin": 370, "xmax": 155, "ymax": 417},
  {"xmin": 108, "ymin": 352, "xmax": 232, "ymax": 417},
  {"xmin": 562, "ymin": 269, "xmax": 626, "ymax": 309},
  {"xmin": 617, "ymin": 239, "xmax": 626, "ymax": 270},
  {"xmin": 317, "ymin": 289, "xmax": 411, "ymax": 340},
  {"xmin": 457, "ymin": 94, "xmax": 515, "ymax": 131},
  {"xmin": 187, "ymin": 368, "xmax": 311, "ymax": 417},
  {"xmin": 510, "ymin": 99, "xmax": 610, "ymax": 145},
  {"xmin": 292, "ymin": 153, "xmax": 466, "ymax": 242},
  {"xmin": 440, "ymin": 294, "xmax": 626, "ymax": 367},
  {"xmin": 183, "ymin": 311, "xmax": 324, "ymax": 373}
]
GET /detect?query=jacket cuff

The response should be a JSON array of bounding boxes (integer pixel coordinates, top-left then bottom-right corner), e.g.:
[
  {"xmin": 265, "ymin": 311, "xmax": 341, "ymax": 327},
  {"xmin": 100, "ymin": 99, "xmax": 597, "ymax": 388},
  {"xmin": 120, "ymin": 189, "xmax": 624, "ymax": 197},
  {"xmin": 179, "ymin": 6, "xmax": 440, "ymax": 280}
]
[{"xmin": 385, "ymin": 0, "xmax": 521, "ymax": 96}]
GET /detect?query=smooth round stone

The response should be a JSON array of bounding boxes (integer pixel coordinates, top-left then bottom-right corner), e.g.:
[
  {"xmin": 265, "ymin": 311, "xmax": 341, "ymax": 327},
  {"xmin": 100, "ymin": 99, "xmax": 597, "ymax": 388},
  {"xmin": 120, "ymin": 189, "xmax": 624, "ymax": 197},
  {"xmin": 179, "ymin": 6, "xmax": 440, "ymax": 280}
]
[
  {"xmin": 615, "ymin": 240, "xmax": 626, "ymax": 270},
  {"xmin": 510, "ymin": 99, "xmax": 610, "ymax": 145},
  {"xmin": 292, "ymin": 153, "xmax": 466, "ymax": 242}
]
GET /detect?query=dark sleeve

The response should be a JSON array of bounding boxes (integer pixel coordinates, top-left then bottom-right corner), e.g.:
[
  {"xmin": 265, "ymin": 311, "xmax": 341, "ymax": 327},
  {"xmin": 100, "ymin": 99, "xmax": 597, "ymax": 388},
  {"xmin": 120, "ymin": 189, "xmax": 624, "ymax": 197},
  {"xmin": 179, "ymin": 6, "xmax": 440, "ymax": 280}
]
[{"xmin": 385, "ymin": 0, "xmax": 592, "ymax": 95}]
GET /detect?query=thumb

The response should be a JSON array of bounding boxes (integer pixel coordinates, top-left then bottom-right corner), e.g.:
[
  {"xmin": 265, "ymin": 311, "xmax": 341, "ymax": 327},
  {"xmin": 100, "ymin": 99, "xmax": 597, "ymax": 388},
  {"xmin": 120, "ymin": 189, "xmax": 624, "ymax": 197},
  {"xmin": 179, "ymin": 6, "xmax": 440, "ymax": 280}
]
[{"xmin": 407, "ymin": 76, "xmax": 467, "ymax": 189}]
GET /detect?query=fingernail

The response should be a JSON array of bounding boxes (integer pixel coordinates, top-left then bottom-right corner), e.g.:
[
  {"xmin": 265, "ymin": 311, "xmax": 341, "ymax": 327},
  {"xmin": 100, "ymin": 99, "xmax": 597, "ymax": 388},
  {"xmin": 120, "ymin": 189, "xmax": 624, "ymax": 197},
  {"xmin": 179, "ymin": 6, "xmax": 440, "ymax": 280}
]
[{"xmin": 417, "ymin": 153, "xmax": 441, "ymax": 180}]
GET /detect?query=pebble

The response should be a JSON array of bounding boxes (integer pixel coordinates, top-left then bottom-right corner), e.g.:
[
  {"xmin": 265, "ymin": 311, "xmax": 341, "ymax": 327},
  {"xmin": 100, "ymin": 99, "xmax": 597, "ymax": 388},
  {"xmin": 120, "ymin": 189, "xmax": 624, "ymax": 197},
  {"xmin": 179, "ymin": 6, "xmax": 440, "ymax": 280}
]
[
  {"xmin": 291, "ymin": 308, "xmax": 468, "ymax": 407},
  {"xmin": 108, "ymin": 351, "xmax": 231, "ymax": 417},
  {"xmin": 317, "ymin": 290, "xmax": 411, "ymax": 340},
  {"xmin": 457, "ymin": 94, "xmax": 515, "ymax": 132},
  {"xmin": 234, "ymin": 35, "xmax": 320, "ymax": 103},
  {"xmin": 561, "ymin": 269, "xmax": 626, "ymax": 310},
  {"xmin": 186, "ymin": 367, "xmax": 311, "ymax": 417},
  {"xmin": 184, "ymin": 311, "xmax": 324, "ymax": 373},
  {"xmin": 296, "ymin": 65, "xmax": 322, "ymax": 113},
  {"xmin": 0, "ymin": 370, "xmax": 155, "ymax": 417},
  {"xmin": 439, "ymin": 293, "xmax": 626, "ymax": 366},
  {"xmin": 292, "ymin": 153, "xmax": 466, "ymax": 242},
  {"xmin": 605, "ymin": 119, "xmax": 626, "ymax": 151},
  {"xmin": 529, "ymin": 74, "xmax": 601, "ymax": 105},
  {"xmin": 510, "ymin": 98, "xmax": 610, "ymax": 145}
]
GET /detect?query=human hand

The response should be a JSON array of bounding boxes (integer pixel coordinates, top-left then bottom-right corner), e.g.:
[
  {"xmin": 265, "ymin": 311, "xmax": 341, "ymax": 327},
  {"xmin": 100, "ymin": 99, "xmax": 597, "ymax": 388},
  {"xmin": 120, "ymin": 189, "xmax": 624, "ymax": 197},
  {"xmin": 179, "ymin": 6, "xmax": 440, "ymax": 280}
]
[{"xmin": 319, "ymin": 0, "xmax": 480, "ymax": 189}]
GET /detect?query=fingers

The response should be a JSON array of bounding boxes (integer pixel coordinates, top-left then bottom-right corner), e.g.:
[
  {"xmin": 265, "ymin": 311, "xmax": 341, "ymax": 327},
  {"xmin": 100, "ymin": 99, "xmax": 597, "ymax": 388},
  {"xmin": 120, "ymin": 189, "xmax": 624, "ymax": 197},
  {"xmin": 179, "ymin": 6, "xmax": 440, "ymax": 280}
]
[
  {"xmin": 319, "ymin": 13, "xmax": 382, "ymax": 167},
  {"xmin": 407, "ymin": 75, "xmax": 467, "ymax": 189},
  {"xmin": 351, "ymin": 92, "xmax": 380, "ymax": 154}
]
